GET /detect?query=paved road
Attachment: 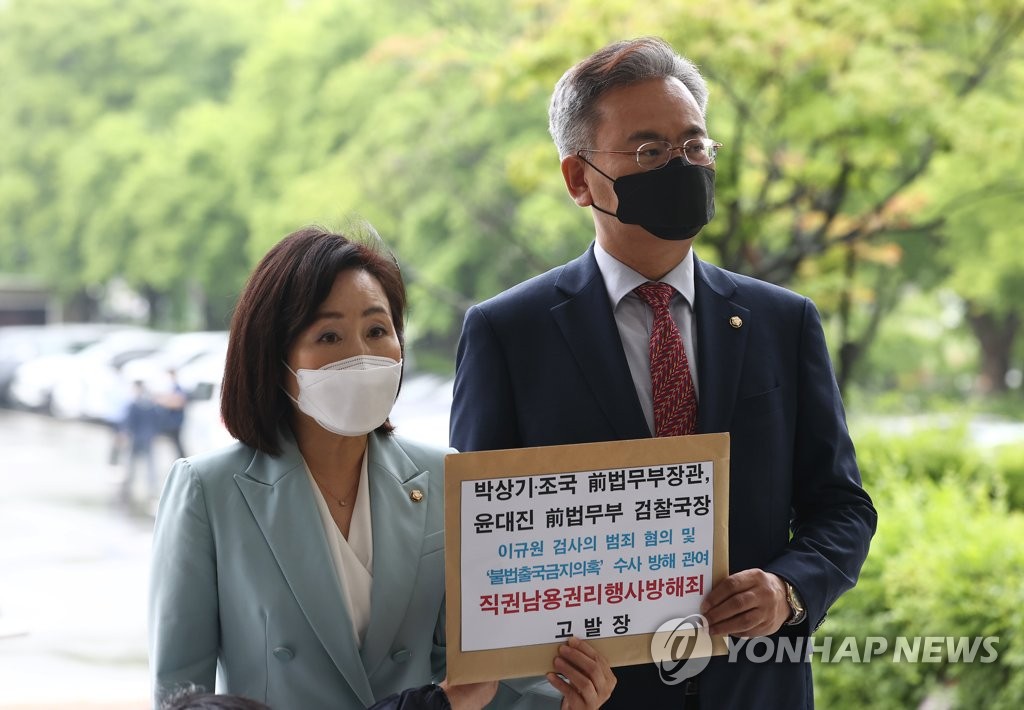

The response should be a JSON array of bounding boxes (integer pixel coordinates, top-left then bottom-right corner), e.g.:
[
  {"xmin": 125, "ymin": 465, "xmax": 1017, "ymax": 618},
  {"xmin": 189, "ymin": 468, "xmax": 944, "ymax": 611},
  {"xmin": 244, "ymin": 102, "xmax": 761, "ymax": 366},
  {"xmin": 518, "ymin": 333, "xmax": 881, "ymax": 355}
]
[{"xmin": 0, "ymin": 410, "xmax": 174, "ymax": 708}]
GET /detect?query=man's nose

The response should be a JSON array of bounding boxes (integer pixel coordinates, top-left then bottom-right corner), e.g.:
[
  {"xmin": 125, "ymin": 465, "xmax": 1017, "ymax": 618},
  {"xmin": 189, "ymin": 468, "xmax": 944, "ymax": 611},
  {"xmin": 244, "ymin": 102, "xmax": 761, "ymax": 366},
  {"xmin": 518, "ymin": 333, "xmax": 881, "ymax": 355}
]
[{"xmin": 668, "ymin": 144, "xmax": 689, "ymax": 163}]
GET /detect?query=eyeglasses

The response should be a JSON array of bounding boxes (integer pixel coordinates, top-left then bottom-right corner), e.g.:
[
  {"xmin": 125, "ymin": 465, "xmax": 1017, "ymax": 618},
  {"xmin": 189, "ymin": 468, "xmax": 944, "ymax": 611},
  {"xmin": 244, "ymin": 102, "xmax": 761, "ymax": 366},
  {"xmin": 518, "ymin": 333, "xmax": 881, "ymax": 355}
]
[{"xmin": 577, "ymin": 138, "xmax": 723, "ymax": 170}]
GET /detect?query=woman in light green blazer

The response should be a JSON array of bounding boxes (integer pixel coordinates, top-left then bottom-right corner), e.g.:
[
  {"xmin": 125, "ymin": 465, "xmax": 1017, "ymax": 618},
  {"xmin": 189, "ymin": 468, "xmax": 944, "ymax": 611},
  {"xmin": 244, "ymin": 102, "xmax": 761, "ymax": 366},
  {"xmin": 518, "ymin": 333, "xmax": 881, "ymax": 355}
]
[
  {"xmin": 149, "ymin": 227, "xmax": 615, "ymax": 710},
  {"xmin": 151, "ymin": 428, "xmax": 449, "ymax": 708},
  {"xmin": 149, "ymin": 226, "xmax": 453, "ymax": 709}
]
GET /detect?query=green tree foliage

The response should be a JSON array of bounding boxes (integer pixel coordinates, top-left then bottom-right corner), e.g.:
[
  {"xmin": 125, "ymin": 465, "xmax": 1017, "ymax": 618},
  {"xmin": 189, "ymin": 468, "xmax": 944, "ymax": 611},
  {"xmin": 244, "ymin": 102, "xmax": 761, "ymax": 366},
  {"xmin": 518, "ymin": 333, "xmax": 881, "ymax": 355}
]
[
  {"xmin": 815, "ymin": 425, "xmax": 1024, "ymax": 708},
  {"xmin": 0, "ymin": 0, "xmax": 272, "ymax": 321},
  {"xmin": 493, "ymin": 0, "xmax": 1024, "ymax": 390},
  {"xmin": 1, "ymin": 0, "xmax": 1021, "ymax": 385}
]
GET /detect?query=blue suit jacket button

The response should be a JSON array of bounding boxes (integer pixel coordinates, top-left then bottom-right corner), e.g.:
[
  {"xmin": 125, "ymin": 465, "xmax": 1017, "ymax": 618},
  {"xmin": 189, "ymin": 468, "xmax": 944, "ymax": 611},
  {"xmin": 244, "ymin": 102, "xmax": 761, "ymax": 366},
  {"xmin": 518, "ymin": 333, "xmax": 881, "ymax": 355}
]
[
  {"xmin": 391, "ymin": 649, "xmax": 411, "ymax": 663},
  {"xmin": 273, "ymin": 646, "xmax": 294, "ymax": 662}
]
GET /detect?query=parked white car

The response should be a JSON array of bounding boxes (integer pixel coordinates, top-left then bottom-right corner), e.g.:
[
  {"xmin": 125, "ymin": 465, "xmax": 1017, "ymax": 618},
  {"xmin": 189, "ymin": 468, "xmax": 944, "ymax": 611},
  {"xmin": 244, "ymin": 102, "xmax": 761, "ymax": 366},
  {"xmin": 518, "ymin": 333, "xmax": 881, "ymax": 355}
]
[
  {"xmin": 6, "ymin": 324, "xmax": 124, "ymax": 411},
  {"xmin": 178, "ymin": 348, "xmax": 234, "ymax": 456},
  {"xmin": 120, "ymin": 331, "xmax": 229, "ymax": 397},
  {"xmin": 389, "ymin": 373, "xmax": 454, "ymax": 449},
  {"xmin": 49, "ymin": 329, "xmax": 170, "ymax": 422}
]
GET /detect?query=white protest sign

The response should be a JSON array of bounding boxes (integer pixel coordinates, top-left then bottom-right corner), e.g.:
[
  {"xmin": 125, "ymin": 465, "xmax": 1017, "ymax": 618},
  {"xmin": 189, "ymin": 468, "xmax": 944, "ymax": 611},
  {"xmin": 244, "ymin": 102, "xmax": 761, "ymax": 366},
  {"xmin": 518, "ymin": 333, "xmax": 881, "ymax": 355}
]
[
  {"xmin": 460, "ymin": 462, "xmax": 714, "ymax": 650},
  {"xmin": 444, "ymin": 433, "xmax": 730, "ymax": 683}
]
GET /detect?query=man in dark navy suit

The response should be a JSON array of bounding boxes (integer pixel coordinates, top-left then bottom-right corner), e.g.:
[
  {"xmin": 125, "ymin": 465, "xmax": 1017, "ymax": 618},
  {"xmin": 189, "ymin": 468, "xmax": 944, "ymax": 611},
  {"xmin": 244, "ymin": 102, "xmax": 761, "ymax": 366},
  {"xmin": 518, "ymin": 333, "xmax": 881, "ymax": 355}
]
[{"xmin": 450, "ymin": 37, "xmax": 876, "ymax": 708}]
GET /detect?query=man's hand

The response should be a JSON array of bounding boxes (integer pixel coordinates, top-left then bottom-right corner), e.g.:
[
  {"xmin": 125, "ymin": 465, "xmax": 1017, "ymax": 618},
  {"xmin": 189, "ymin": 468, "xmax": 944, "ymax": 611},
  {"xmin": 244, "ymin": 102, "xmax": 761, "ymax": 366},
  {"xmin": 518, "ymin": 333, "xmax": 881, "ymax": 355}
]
[
  {"xmin": 700, "ymin": 569, "xmax": 791, "ymax": 637},
  {"xmin": 546, "ymin": 636, "xmax": 617, "ymax": 709}
]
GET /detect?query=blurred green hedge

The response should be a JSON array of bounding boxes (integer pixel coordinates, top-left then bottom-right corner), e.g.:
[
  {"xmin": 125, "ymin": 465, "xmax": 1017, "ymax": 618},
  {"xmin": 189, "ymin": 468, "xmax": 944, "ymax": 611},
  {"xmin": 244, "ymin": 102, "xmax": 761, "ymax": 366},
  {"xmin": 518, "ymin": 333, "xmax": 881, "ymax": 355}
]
[
  {"xmin": 813, "ymin": 426, "xmax": 1024, "ymax": 709},
  {"xmin": 994, "ymin": 445, "xmax": 1024, "ymax": 513}
]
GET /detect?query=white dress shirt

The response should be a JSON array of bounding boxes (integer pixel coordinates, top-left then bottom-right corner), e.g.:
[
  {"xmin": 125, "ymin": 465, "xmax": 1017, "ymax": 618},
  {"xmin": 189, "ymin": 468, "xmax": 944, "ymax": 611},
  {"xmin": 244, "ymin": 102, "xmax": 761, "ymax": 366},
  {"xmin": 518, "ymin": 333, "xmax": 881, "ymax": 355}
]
[
  {"xmin": 593, "ymin": 241, "xmax": 700, "ymax": 437},
  {"xmin": 306, "ymin": 453, "xmax": 374, "ymax": 648}
]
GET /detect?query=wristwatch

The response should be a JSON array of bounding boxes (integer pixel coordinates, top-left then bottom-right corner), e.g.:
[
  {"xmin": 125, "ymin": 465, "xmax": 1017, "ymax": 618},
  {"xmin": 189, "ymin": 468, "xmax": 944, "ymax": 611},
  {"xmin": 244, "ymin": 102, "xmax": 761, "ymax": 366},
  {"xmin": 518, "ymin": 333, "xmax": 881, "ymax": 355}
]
[{"xmin": 784, "ymin": 581, "xmax": 806, "ymax": 626}]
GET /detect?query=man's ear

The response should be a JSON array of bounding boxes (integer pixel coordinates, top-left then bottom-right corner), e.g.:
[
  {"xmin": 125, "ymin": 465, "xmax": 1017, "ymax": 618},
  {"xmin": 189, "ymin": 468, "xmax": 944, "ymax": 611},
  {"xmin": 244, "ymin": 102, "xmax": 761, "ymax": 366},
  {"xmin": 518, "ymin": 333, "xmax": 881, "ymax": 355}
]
[{"xmin": 561, "ymin": 155, "xmax": 593, "ymax": 207}]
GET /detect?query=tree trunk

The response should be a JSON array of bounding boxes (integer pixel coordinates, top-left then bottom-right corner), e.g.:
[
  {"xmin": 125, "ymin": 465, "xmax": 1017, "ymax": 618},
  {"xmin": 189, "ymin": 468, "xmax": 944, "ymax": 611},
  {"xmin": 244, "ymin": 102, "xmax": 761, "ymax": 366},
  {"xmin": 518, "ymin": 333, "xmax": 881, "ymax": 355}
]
[
  {"xmin": 142, "ymin": 286, "xmax": 165, "ymax": 330},
  {"xmin": 835, "ymin": 243, "xmax": 857, "ymax": 395},
  {"xmin": 965, "ymin": 308, "xmax": 1020, "ymax": 394},
  {"xmin": 63, "ymin": 289, "xmax": 100, "ymax": 323},
  {"xmin": 203, "ymin": 294, "xmax": 235, "ymax": 332}
]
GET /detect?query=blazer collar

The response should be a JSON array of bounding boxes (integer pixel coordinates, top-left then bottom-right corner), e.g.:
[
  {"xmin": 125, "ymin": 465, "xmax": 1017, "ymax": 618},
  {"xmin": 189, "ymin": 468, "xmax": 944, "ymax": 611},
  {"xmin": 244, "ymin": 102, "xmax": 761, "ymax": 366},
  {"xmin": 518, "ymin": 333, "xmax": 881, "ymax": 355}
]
[
  {"xmin": 693, "ymin": 255, "xmax": 749, "ymax": 434},
  {"xmin": 235, "ymin": 431, "xmax": 430, "ymax": 705},
  {"xmin": 359, "ymin": 433, "xmax": 432, "ymax": 676},
  {"xmin": 553, "ymin": 246, "xmax": 750, "ymax": 438},
  {"xmin": 552, "ymin": 244, "xmax": 650, "ymax": 441}
]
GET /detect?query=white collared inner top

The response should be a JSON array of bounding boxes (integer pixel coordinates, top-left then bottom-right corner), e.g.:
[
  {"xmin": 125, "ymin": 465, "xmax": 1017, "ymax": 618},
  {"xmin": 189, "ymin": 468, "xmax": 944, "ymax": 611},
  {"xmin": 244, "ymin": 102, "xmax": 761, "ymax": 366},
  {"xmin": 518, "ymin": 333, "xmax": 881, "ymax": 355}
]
[
  {"xmin": 593, "ymin": 241, "xmax": 700, "ymax": 437},
  {"xmin": 305, "ymin": 452, "xmax": 374, "ymax": 648}
]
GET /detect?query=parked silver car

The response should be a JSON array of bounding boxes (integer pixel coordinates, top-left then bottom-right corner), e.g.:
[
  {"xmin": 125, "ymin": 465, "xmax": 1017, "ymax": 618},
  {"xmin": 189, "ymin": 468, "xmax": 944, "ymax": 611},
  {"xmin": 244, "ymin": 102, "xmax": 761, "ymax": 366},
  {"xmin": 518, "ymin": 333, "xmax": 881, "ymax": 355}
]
[{"xmin": 1, "ymin": 324, "xmax": 122, "ymax": 407}]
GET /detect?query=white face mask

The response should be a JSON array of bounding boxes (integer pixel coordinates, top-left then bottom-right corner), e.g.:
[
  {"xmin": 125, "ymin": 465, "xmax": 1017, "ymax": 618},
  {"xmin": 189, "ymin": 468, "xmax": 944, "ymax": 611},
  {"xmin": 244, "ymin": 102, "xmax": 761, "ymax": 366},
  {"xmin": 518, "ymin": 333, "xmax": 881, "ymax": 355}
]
[{"xmin": 286, "ymin": 354, "xmax": 403, "ymax": 437}]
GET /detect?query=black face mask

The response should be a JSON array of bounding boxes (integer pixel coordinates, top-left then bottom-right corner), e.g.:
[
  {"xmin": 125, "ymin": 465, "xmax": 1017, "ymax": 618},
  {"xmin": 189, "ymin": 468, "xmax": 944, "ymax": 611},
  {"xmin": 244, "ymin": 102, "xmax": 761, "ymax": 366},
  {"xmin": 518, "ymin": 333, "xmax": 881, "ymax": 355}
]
[{"xmin": 581, "ymin": 156, "xmax": 716, "ymax": 240}]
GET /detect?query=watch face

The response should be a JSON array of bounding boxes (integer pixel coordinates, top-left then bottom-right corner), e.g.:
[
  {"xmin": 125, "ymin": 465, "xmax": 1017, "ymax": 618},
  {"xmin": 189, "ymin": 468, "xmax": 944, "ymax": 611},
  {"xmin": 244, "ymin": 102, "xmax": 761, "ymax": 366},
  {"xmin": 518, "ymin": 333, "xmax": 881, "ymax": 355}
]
[
  {"xmin": 784, "ymin": 582, "xmax": 807, "ymax": 626},
  {"xmin": 787, "ymin": 582, "xmax": 804, "ymax": 614}
]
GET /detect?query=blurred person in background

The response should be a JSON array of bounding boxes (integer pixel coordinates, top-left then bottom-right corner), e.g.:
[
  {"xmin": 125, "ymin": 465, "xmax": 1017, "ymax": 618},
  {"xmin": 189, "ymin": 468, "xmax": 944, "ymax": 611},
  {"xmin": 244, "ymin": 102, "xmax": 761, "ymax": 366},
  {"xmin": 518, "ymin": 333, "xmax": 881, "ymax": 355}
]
[
  {"xmin": 149, "ymin": 226, "xmax": 614, "ymax": 710},
  {"xmin": 156, "ymin": 368, "xmax": 188, "ymax": 459},
  {"xmin": 121, "ymin": 379, "xmax": 161, "ymax": 504}
]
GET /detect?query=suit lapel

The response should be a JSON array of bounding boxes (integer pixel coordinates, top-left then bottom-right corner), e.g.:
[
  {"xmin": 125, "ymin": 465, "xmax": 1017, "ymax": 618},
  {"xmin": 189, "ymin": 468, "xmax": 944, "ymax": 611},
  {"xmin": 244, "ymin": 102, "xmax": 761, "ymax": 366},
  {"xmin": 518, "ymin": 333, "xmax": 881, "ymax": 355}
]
[
  {"xmin": 235, "ymin": 437, "xmax": 376, "ymax": 706},
  {"xmin": 551, "ymin": 246, "xmax": 650, "ymax": 441},
  {"xmin": 693, "ymin": 256, "xmax": 749, "ymax": 434},
  {"xmin": 359, "ymin": 432, "xmax": 430, "ymax": 676}
]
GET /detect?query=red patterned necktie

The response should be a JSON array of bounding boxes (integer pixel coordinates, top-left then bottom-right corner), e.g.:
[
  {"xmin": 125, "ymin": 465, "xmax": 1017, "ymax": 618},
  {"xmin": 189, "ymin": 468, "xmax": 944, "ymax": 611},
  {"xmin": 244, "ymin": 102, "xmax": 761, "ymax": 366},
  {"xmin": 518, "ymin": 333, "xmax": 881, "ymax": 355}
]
[{"xmin": 633, "ymin": 282, "xmax": 697, "ymax": 436}]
